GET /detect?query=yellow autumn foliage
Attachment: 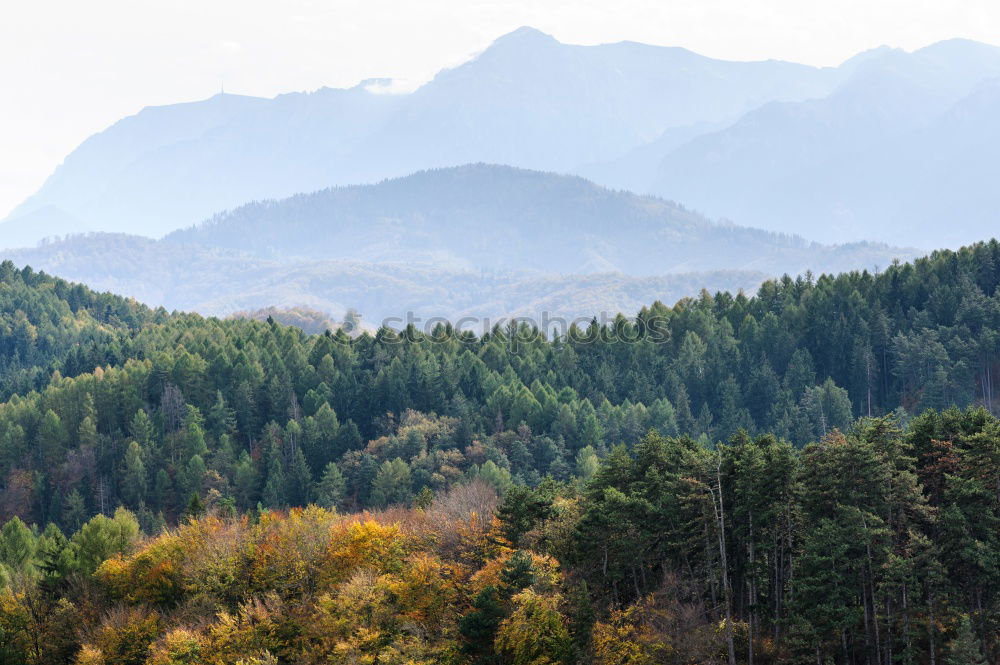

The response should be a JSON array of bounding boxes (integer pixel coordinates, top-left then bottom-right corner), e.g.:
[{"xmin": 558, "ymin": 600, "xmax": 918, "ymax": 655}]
[
  {"xmin": 146, "ymin": 628, "xmax": 203, "ymax": 665},
  {"xmin": 321, "ymin": 519, "xmax": 410, "ymax": 586},
  {"xmin": 495, "ymin": 589, "xmax": 572, "ymax": 665},
  {"xmin": 247, "ymin": 506, "xmax": 340, "ymax": 595},
  {"xmin": 469, "ymin": 548, "xmax": 561, "ymax": 594},
  {"xmin": 42, "ymin": 501, "xmax": 567, "ymax": 665},
  {"xmin": 592, "ymin": 599, "xmax": 673, "ymax": 665}
]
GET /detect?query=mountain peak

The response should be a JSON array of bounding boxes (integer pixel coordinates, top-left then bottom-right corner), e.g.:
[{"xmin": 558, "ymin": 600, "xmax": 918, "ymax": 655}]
[
  {"xmin": 489, "ymin": 26, "xmax": 558, "ymax": 49},
  {"xmin": 838, "ymin": 44, "xmax": 897, "ymax": 72},
  {"xmin": 916, "ymin": 37, "xmax": 997, "ymax": 52}
]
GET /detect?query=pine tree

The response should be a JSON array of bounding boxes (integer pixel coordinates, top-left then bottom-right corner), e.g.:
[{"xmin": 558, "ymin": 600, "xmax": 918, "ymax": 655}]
[
  {"xmin": 36, "ymin": 523, "xmax": 74, "ymax": 596},
  {"xmin": 184, "ymin": 492, "xmax": 205, "ymax": 521},
  {"xmin": 181, "ymin": 454, "xmax": 206, "ymax": 500},
  {"xmin": 334, "ymin": 419, "xmax": 363, "ymax": 457},
  {"xmin": 414, "ymin": 486, "xmax": 435, "ymax": 510},
  {"xmin": 460, "ymin": 585, "xmax": 505, "ymax": 660},
  {"xmin": 121, "ymin": 440, "xmax": 147, "ymax": 509},
  {"xmin": 578, "ymin": 403, "xmax": 604, "ymax": 449},
  {"xmin": 315, "ymin": 462, "xmax": 346, "ymax": 509},
  {"xmin": 575, "ymin": 446, "xmax": 600, "ymax": 482},
  {"xmin": 0, "ymin": 517, "xmax": 36, "ymax": 572},
  {"xmin": 37, "ymin": 410, "xmax": 66, "ymax": 469},
  {"xmin": 369, "ymin": 458, "xmax": 412, "ymax": 507},
  {"xmin": 129, "ymin": 409, "xmax": 154, "ymax": 447},
  {"xmin": 499, "ymin": 550, "xmax": 536, "ymax": 601},
  {"xmin": 207, "ymin": 390, "xmax": 236, "ymax": 438},
  {"xmin": 304, "ymin": 402, "xmax": 340, "ymax": 472},
  {"xmin": 496, "ymin": 485, "xmax": 553, "ymax": 547},
  {"xmin": 285, "ymin": 447, "xmax": 313, "ymax": 506},
  {"xmin": 62, "ymin": 489, "xmax": 88, "ymax": 533},
  {"xmin": 262, "ymin": 460, "xmax": 287, "ymax": 509},
  {"xmin": 945, "ymin": 615, "xmax": 987, "ymax": 665}
]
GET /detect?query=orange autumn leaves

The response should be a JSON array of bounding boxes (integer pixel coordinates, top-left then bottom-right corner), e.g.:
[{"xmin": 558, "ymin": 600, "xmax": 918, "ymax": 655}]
[{"xmin": 82, "ymin": 501, "xmax": 575, "ymax": 665}]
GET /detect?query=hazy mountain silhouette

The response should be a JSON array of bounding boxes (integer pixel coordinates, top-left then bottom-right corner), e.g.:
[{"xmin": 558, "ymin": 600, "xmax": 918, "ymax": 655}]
[
  {"xmin": 3, "ymin": 166, "xmax": 915, "ymax": 323},
  {"xmin": 1, "ymin": 28, "xmax": 843, "ymax": 243},
  {"xmin": 164, "ymin": 164, "xmax": 912, "ymax": 276},
  {"xmin": 643, "ymin": 39, "xmax": 1000, "ymax": 247},
  {"xmin": 6, "ymin": 30, "xmax": 997, "ymax": 250},
  {"xmin": 3, "ymin": 231, "xmax": 772, "ymax": 324}
]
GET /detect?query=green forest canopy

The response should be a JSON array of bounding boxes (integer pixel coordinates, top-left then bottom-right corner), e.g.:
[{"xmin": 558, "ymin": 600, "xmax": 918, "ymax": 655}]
[
  {"xmin": 1, "ymin": 241, "xmax": 1000, "ymax": 522},
  {"xmin": 0, "ymin": 240, "xmax": 999, "ymax": 663}
]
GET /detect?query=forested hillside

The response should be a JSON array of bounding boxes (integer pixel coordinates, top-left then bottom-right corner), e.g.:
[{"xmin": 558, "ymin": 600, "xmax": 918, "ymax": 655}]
[
  {"xmin": 0, "ymin": 262, "xmax": 162, "ymax": 401},
  {"xmin": 1, "ymin": 240, "xmax": 1000, "ymax": 522},
  {"xmin": 4, "ymin": 230, "xmax": 772, "ymax": 323},
  {"xmin": 164, "ymin": 165, "xmax": 907, "ymax": 276},
  {"xmin": 2, "ymin": 417, "xmax": 997, "ymax": 664},
  {"xmin": 1, "ymin": 240, "xmax": 999, "ymax": 663},
  {"xmin": 7, "ymin": 166, "xmax": 911, "ymax": 323}
]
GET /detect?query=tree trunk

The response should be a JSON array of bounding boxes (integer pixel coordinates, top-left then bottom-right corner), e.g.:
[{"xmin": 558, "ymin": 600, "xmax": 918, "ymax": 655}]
[
  {"xmin": 748, "ymin": 506, "xmax": 756, "ymax": 665},
  {"xmin": 902, "ymin": 582, "xmax": 912, "ymax": 665},
  {"xmin": 774, "ymin": 534, "xmax": 782, "ymax": 643},
  {"xmin": 861, "ymin": 513, "xmax": 882, "ymax": 665},
  {"xmin": 927, "ymin": 590, "xmax": 936, "ymax": 665},
  {"xmin": 862, "ymin": 580, "xmax": 873, "ymax": 664},
  {"xmin": 885, "ymin": 595, "xmax": 892, "ymax": 665},
  {"xmin": 711, "ymin": 461, "xmax": 737, "ymax": 665},
  {"xmin": 704, "ymin": 527, "xmax": 719, "ymax": 620}
]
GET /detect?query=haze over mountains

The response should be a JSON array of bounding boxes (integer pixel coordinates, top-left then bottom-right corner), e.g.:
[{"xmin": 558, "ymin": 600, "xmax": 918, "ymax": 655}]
[
  {"xmin": 166, "ymin": 165, "xmax": 906, "ymax": 275},
  {"xmin": 3, "ymin": 26, "xmax": 998, "ymax": 328},
  {"xmin": 4, "ymin": 28, "xmax": 1000, "ymax": 252},
  {"xmin": 641, "ymin": 39, "xmax": 1000, "ymax": 246},
  {"xmin": 4, "ymin": 166, "xmax": 912, "ymax": 323},
  {"xmin": 2, "ymin": 27, "xmax": 852, "ymax": 245}
]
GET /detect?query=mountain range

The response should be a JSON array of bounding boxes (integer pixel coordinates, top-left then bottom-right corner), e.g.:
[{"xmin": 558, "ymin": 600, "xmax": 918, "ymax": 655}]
[
  {"xmin": 637, "ymin": 39, "xmax": 1000, "ymax": 246},
  {"xmin": 3, "ymin": 166, "xmax": 913, "ymax": 324},
  {"xmin": 4, "ymin": 29, "xmax": 1000, "ymax": 250},
  {"xmin": 1, "ymin": 27, "xmax": 850, "ymax": 245},
  {"xmin": 165, "ymin": 164, "xmax": 908, "ymax": 275}
]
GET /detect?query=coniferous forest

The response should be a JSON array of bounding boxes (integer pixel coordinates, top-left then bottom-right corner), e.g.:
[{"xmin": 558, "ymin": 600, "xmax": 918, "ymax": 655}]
[{"xmin": 1, "ymin": 241, "xmax": 1000, "ymax": 664}]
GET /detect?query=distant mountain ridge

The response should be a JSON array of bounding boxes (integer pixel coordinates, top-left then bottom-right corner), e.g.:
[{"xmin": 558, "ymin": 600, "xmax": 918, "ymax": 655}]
[
  {"xmin": 3, "ymin": 166, "xmax": 915, "ymax": 324},
  {"xmin": 164, "ymin": 164, "xmax": 911, "ymax": 276},
  {"xmin": 5, "ymin": 29, "xmax": 998, "ymax": 250},
  {"xmin": 1, "ymin": 27, "xmax": 847, "ymax": 245},
  {"xmin": 637, "ymin": 39, "xmax": 1000, "ymax": 247},
  {"xmin": 3, "ymin": 232, "xmax": 772, "ymax": 324}
]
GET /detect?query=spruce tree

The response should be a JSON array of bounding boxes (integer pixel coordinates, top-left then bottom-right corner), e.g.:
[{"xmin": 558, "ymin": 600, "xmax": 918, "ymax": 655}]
[
  {"xmin": 184, "ymin": 492, "xmax": 205, "ymax": 521},
  {"xmin": 945, "ymin": 615, "xmax": 987, "ymax": 665},
  {"xmin": 315, "ymin": 462, "xmax": 346, "ymax": 509},
  {"xmin": 459, "ymin": 585, "xmax": 505, "ymax": 660},
  {"xmin": 499, "ymin": 550, "xmax": 536, "ymax": 601},
  {"xmin": 285, "ymin": 447, "xmax": 314, "ymax": 506}
]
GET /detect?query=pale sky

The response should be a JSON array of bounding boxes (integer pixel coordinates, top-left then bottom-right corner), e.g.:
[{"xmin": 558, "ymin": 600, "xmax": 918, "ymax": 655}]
[{"xmin": 3, "ymin": 0, "xmax": 1000, "ymax": 219}]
